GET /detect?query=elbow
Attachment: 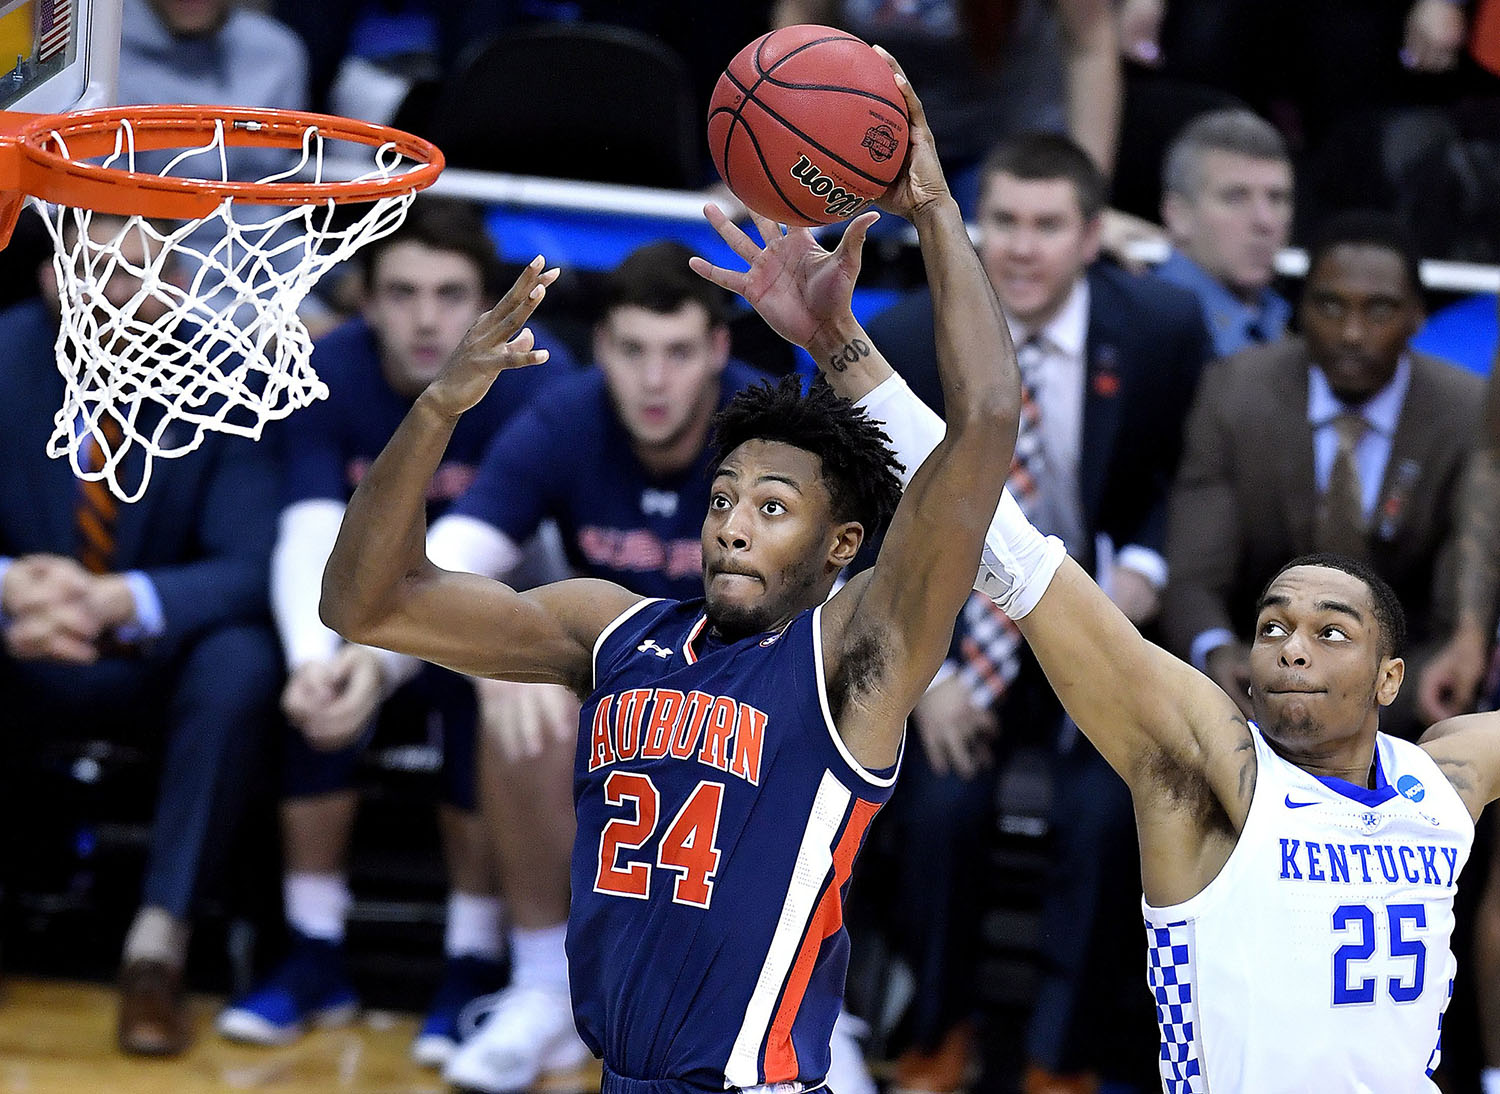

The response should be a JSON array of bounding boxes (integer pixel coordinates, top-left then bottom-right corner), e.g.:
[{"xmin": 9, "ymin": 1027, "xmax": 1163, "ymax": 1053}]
[
  {"xmin": 319, "ymin": 572, "xmax": 382, "ymax": 646},
  {"xmin": 950, "ymin": 387, "xmax": 1020, "ymax": 443}
]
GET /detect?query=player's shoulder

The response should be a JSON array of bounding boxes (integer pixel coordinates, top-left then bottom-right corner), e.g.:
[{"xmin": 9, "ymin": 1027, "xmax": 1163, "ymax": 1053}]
[
  {"xmin": 1409, "ymin": 347, "xmax": 1486, "ymax": 402},
  {"xmin": 221, "ymin": 5, "xmax": 308, "ymax": 63},
  {"xmin": 1089, "ymin": 261, "xmax": 1203, "ymax": 329},
  {"xmin": 310, "ymin": 318, "xmax": 382, "ymax": 385}
]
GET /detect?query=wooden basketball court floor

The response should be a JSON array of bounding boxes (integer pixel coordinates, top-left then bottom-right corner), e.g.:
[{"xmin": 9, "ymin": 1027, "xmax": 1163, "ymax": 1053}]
[{"xmin": 0, "ymin": 976, "xmax": 602, "ymax": 1093}]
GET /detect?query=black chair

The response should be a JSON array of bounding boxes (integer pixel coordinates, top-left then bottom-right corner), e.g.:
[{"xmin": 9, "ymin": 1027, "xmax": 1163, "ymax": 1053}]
[{"xmin": 428, "ymin": 22, "xmax": 703, "ymax": 189}]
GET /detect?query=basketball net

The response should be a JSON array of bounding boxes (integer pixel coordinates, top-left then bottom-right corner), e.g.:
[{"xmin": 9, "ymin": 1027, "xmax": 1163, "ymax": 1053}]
[{"xmin": 31, "ymin": 115, "xmax": 427, "ymax": 501}]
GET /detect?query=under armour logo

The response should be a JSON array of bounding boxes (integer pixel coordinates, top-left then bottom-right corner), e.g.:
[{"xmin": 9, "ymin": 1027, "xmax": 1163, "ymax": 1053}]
[
  {"xmin": 641, "ymin": 489, "xmax": 678, "ymax": 517},
  {"xmin": 637, "ymin": 639, "xmax": 673, "ymax": 659}
]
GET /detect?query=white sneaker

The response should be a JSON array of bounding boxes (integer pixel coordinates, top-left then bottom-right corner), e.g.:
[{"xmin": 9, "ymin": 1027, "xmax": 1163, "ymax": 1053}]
[
  {"xmin": 443, "ymin": 983, "xmax": 591, "ymax": 1093},
  {"xmin": 826, "ymin": 1009, "xmax": 877, "ymax": 1094}
]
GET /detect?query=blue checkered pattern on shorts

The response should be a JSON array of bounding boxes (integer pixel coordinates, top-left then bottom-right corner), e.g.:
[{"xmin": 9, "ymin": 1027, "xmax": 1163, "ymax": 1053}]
[{"xmin": 1146, "ymin": 919, "xmax": 1204, "ymax": 1094}]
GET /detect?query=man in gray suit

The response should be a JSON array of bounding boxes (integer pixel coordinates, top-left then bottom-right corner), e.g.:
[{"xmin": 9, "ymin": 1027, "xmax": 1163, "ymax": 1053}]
[{"xmin": 1164, "ymin": 211, "xmax": 1482, "ymax": 741}]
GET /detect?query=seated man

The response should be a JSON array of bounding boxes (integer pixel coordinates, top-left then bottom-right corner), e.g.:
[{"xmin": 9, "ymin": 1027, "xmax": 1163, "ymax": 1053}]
[
  {"xmin": 215, "ymin": 198, "xmax": 575, "ymax": 1068},
  {"xmin": 0, "ymin": 213, "xmax": 280, "ymax": 1057},
  {"xmin": 1155, "ymin": 108, "xmax": 1296, "ymax": 359},
  {"xmin": 1164, "ymin": 211, "xmax": 1483, "ymax": 743}
]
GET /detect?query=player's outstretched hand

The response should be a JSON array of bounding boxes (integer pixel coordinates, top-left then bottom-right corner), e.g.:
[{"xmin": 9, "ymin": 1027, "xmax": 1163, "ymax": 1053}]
[
  {"xmin": 690, "ymin": 204, "xmax": 878, "ymax": 351},
  {"xmin": 423, "ymin": 256, "xmax": 559, "ymax": 420},
  {"xmin": 871, "ymin": 46, "xmax": 951, "ymax": 222}
]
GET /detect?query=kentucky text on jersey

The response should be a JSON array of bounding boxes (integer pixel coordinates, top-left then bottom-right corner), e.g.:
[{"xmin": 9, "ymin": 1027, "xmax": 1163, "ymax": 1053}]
[
  {"xmin": 588, "ymin": 687, "xmax": 767, "ymax": 787},
  {"xmin": 1279, "ymin": 838, "xmax": 1460, "ymax": 887}
]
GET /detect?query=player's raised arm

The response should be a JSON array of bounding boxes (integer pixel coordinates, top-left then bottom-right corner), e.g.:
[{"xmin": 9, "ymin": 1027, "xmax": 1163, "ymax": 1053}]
[
  {"xmin": 696, "ymin": 93, "xmax": 1256, "ymax": 832},
  {"xmin": 321, "ymin": 259, "xmax": 641, "ymax": 692}
]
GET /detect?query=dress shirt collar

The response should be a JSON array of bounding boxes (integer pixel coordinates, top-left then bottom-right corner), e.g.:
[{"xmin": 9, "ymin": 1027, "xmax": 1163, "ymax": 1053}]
[
  {"xmin": 1010, "ymin": 277, "xmax": 1089, "ymax": 361},
  {"xmin": 1307, "ymin": 354, "xmax": 1412, "ymax": 436},
  {"xmin": 1157, "ymin": 249, "xmax": 1291, "ymax": 348}
]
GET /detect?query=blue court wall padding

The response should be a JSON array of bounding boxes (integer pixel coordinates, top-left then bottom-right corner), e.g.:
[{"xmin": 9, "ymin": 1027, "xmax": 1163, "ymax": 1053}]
[
  {"xmin": 1411, "ymin": 293, "xmax": 1498, "ymax": 376},
  {"xmin": 484, "ymin": 206, "xmax": 742, "ymax": 273}
]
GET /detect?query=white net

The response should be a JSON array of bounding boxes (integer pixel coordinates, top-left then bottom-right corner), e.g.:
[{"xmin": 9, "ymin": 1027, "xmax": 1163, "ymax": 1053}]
[{"xmin": 34, "ymin": 116, "xmax": 425, "ymax": 501}]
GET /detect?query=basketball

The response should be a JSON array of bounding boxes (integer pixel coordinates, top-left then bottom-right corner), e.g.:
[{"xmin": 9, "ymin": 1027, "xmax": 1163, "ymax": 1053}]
[{"xmin": 707, "ymin": 25, "xmax": 910, "ymax": 227}]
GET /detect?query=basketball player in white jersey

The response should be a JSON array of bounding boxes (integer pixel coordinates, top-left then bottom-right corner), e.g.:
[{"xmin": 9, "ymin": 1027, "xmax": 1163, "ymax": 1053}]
[{"xmin": 695, "ymin": 195, "xmax": 1500, "ymax": 1093}]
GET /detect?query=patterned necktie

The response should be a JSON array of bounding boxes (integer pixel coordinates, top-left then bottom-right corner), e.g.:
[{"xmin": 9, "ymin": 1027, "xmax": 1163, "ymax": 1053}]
[
  {"xmin": 77, "ymin": 416, "xmax": 123, "ymax": 574},
  {"xmin": 1009, "ymin": 335, "xmax": 1047, "ymax": 521},
  {"xmin": 1315, "ymin": 411, "xmax": 1369, "ymax": 559}
]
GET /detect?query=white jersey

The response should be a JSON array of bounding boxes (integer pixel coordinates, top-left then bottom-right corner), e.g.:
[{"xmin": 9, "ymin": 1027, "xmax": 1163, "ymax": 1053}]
[{"xmin": 1142, "ymin": 725, "xmax": 1474, "ymax": 1093}]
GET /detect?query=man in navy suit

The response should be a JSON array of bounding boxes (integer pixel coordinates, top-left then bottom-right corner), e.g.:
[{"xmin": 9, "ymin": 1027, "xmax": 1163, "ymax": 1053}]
[
  {"xmin": 0, "ymin": 215, "xmax": 280, "ymax": 1057},
  {"xmin": 862, "ymin": 135, "xmax": 1210, "ymax": 1094}
]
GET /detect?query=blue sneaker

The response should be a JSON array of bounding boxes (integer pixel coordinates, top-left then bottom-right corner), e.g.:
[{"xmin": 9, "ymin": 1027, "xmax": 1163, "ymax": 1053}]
[
  {"xmin": 411, "ymin": 954, "xmax": 507, "ymax": 1068},
  {"xmin": 216, "ymin": 933, "xmax": 359, "ymax": 1045}
]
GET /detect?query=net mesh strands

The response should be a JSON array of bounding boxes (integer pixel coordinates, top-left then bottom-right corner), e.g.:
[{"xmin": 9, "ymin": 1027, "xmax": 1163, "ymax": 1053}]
[{"xmin": 34, "ymin": 115, "xmax": 426, "ymax": 501}]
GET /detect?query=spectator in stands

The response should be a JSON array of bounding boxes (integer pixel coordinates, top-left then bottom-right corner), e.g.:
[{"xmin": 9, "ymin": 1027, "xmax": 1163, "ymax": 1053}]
[
  {"xmin": 0, "ymin": 213, "xmax": 280, "ymax": 1057},
  {"xmin": 119, "ymin": 0, "xmax": 309, "ymax": 180},
  {"xmin": 861, "ymin": 133, "xmax": 1210, "ymax": 1094},
  {"xmin": 214, "ymin": 199, "xmax": 575, "ymax": 1068},
  {"xmin": 420, "ymin": 241, "xmax": 809, "ymax": 1094},
  {"xmin": 1163, "ymin": 210, "xmax": 1483, "ymax": 744},
  {"xmin": 1156, "ymin": 109, "xmax": 1295, "ymax": 359}
]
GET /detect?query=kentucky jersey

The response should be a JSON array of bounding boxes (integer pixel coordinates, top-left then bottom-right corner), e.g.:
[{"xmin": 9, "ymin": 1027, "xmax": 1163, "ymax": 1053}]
[
  {"xmin": 569, "ymin": 597, "xmax": 898, "ymax": 1089},
  {"xmin": 1142, "ymin": 725, "xmax": 1473, "ymax": 1093}
]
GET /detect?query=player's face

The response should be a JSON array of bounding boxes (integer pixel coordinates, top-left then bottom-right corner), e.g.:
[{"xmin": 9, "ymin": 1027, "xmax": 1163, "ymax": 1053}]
[
  {"xmin": 1163, "ymin": 151, "xmax": 1293, "ymax": 297},
  {"xmin": 365, "ymin": 242, "xmax": 488, "ymax": 400},
  {"xmin": 596, "ymin": 303, "xmax": 730, "ymax": 452},
  {"xmin": 977, "ymin": 172, "xmax": 1101, "ymax": 329},
  {"xmin": 148, "ymin": 0, "xmax": 231, "ymax": 36},
  {"xmin": 702, "ymin": 439, "xmax": 858, "ymax": 639},
  {"xmin": 1248, "ymin": 566, "xmax": 1403, "ymax": 753},
  {"xmin": 1300, "ymin": 245, "xmax": 1422, "ymax": 404}
]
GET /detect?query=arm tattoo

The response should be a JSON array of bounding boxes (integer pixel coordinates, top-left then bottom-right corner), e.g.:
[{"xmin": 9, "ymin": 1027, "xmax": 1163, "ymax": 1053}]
[
  {"xmin": 827, "ymin": 337, "xmax": 871, "ymax": 374},
  {"xmin": 1232, "ymin": 721, "xmax": 1257, "ymax": 804},
  {"xmin": 1456, "ymin": 449, "xmax": 1500, "ymax": 632}
]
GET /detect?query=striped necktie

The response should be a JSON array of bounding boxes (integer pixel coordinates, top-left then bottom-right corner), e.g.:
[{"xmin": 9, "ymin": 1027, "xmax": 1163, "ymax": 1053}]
[
  {"xmin": 1008, "ymin": 334, "xmax": 1047, "ymax": 521},
  {"xmin": 77, "ymin": 416, "xmax": 124, "ymax": 574}
]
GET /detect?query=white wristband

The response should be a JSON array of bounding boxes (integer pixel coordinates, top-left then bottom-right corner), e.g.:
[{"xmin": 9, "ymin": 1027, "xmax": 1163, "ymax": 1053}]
[{"xmin": 977, "ymin": 489, "xmax": 1066, "ymax": 619}]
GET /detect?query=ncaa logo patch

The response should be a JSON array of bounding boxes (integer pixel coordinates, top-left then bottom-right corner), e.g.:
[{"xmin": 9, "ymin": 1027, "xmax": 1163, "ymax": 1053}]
[{"xmin": 1397, "ymin": 774, "xmax": 1426, "ymax": 802}]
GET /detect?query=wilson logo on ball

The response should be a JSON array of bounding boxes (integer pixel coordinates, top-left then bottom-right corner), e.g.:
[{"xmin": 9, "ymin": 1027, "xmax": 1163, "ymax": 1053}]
[
  {"xmin": 788, "ymin": 155, "xmax": 870, "ymax": 219},
  {"xmin": 862, "ymin": 124, "xmax": 899, "ymax": 163}
]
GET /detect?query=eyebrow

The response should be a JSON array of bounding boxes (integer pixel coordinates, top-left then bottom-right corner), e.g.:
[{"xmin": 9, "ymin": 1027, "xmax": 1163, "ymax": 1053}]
[
  {"xmin": 1256, "ymin": 593, "xmax": 1363, "ymax": 621},
  {"xmin": 709, "ymin": 467, "xmax": 804, "ymax": 493}
]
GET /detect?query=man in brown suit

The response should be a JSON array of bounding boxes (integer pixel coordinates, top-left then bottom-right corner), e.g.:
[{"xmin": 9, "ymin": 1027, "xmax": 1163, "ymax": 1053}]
[{"xmin": 1164, "ymin": 210, "xmax": 1482, "ymax": 740}]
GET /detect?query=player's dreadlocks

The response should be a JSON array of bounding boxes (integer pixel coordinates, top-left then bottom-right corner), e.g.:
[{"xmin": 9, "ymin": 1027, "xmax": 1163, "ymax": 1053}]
[{"xmin": 711, "ymin": 374, "xmax": 906, "ymax": 538}]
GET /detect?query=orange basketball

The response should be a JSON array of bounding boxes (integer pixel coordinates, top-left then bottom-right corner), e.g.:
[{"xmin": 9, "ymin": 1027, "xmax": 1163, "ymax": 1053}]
[{"xmin": 707, "ymin": 25, "xmax": 910, "ymax": 227}]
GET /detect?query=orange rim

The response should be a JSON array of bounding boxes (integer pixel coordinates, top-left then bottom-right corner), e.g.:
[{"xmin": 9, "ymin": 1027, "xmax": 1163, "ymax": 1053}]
[{"xmin": 0, "ymin": 105, "xmax": 444, "ymax": 219}]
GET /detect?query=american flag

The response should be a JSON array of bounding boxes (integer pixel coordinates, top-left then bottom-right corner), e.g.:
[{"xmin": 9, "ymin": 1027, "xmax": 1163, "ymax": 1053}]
[{"xmin": 37, "ymin": 0, "xmax": 70, "ymax": 62}]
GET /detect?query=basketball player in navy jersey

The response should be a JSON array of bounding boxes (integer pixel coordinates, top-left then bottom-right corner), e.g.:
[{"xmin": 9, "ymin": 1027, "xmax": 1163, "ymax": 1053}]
[
  {"xmin": 754, "ymin": 199, "xmax": 1500, "ymax": 1093},
  {"xmin": 322, "ymin": 57, "xmax": 1022, "ymax": 1094}
]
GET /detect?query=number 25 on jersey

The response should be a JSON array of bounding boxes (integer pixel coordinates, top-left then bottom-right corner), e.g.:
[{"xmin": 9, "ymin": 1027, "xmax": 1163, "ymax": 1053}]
[{"xmin": 594, "ymin": 771, "xmax": 727, "ymax": 909}]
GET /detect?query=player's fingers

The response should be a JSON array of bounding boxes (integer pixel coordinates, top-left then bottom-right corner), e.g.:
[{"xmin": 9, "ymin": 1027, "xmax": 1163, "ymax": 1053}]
[
  {"xmin": 687, "ymin": 256, "xmax": 750, "ymax": 297},
  {"xmin": 872, "ymin": 45, "xmax": 930, "ymax": 129},
  {"xmin": 835, "ymin": 211, "xmax": 880, "ymax": 264},
  {"xmin": 747, "ymin": 209, "xmax": 783, "ymax": 244},
  {"xmin": 703, "ymin": 203, "xmax": 764, "ymax": 263}
]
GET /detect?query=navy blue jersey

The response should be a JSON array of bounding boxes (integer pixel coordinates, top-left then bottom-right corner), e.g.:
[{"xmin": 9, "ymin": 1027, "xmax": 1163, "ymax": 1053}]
[
  {"xmin": 447, "ymin": 361, "xmax": 766, "ymax": 600},
  {"xmin": 569, "ymin": 597, "xmax": 899, "ymax": 1089},
  {"xmin": 281, "ymin": 317, "xmax": 575, "ymax": 514}
]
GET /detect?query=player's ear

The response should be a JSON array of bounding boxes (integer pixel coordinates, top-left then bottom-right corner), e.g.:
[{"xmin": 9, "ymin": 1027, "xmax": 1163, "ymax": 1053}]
[
  {"xmin": 829, "ymin": 521, "xmax": 863, "ymax": 569},
  {"xmin": 1375, "ymin": 655, "xmax": 1405, "ymax": 707}
]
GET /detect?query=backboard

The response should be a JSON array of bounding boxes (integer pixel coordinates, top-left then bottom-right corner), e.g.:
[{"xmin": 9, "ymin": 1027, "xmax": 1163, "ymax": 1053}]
[{"xmin": 0, "ymin": 0, "xmax": 119, "ymax": 114}]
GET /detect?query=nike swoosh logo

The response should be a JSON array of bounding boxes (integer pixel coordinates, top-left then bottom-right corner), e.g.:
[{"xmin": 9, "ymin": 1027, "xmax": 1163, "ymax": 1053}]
[{"xmin": 1284, "ymin": 795, "xmax": 1318, "ymax": 809}]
